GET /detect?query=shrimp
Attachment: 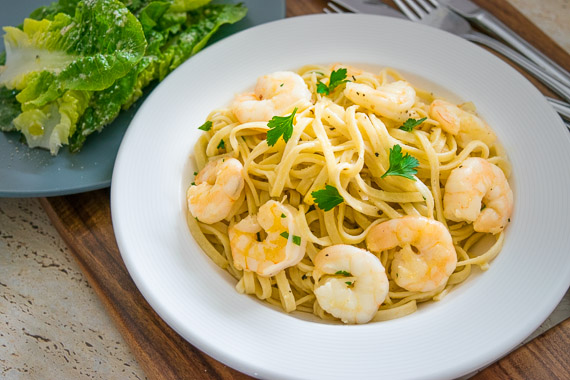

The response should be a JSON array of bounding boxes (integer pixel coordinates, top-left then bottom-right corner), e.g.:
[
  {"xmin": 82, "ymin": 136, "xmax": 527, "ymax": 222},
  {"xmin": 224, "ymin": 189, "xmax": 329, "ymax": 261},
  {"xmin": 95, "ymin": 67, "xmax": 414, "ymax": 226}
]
[
  {"xmin": 429, "ymin": 99, "xmax": 496, "ymax": 147},
  {"xmin": 231, "ymin": 71, "xmax": 313, "ymax": 123},
  {"xmin": 343, "ymin": 80, "xmax": 416, "ymax": 122},
  {"xmin": 312, "ymin": 245, "xmax": 389, "ymax": 324},
  {"xmin": 187, "ymin": 158, "xmax": 244, "ymax": 224},
  {"xmin": 229, "ymin": 200, "xmax": 306, "ymax": 277},
  {"xmin": 366, "ymin": 216, "xmax": 457, "ymax": 292},
  {"xmin": 443, "ymin": 157, "xmax": 513, "ymax": 234}
]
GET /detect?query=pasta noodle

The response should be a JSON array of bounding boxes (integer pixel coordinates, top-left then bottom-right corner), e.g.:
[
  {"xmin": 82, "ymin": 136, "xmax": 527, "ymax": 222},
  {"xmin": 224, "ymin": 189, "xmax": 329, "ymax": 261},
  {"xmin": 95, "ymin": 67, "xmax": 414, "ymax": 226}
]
[{"xmin": 185, "ymin": 64, "xmax": 512, "ymax": 324}]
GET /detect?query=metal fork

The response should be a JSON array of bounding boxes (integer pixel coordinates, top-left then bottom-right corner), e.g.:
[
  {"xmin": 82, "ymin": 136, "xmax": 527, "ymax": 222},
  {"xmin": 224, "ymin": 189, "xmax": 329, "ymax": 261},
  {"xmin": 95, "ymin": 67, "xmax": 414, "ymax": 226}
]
[
  {"xmin": 391, "ymin": 0, "xmax": 570, "ymax": 104},
  {"xmin": 324, "ymin": 0, "xmax": 405, "ymax": 18}
]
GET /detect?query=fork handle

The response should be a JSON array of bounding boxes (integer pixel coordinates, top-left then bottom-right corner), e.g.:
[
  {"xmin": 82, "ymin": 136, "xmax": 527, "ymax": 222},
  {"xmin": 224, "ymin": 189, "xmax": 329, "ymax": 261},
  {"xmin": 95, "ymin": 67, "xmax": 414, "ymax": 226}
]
[
  {"xmin": 466, "ymin": 12, "xmax": 570, "ymax": 88},
  {"xmin": 463, "ymin": 31, "xmax": 570, "ymax": 104}
]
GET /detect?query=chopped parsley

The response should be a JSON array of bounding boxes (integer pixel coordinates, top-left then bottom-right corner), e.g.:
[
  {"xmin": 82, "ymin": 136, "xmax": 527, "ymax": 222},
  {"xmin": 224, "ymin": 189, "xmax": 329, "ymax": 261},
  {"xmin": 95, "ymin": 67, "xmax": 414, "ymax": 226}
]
[
  {"xmin": 399, "ymin": 117, "xmax": 427, "ymax": 132},
  {"xmin": 381, "ymin": 144, "xmax": 419, "ymax": 181},
  {"xmin": 266, "ymin": 108, "xmax": 297, "ymax": 146},
  {"xmin": 345, "ymin": 281, "xmax": 354, "ymax": 286},
  {"xmin": 311, "ymin": 184, "xmax": 344, "ymax": 211},
  {"xmin": 216, "ymin": 139, "xmax": 225, "ymax": 149},
  {"xmin": 198, "ymin": 120, "xmax": 212, "ymax": 131},
  {"xmin": 279, "ymin": 231, "xmax": 302, "ymax": 246},
  {"xmin": 281, "ymin": 213, "xmax": 286, "ymax": 218},
  {"xmin": 335, "ymin": 270, "xmax": 352, "ymax": 277},
  {"xmin": 317, "ymin": 68, "xmax": 350, "ymax": 95}
]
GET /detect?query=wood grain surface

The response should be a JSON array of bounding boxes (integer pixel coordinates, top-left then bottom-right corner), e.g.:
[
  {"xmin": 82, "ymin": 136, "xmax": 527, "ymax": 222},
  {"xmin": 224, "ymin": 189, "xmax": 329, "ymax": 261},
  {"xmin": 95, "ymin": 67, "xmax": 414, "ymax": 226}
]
[{"xmin": 41, "ymin": 0, "xmax": 570, "ymax": 379}]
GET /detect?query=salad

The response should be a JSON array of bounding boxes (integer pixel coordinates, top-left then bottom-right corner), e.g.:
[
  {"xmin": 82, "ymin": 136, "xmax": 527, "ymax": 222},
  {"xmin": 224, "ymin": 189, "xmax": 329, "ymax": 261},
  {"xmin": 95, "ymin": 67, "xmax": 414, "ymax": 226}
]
[{"xmin": 0, "ymin": 0, "xmax": 246, "ymax": 155}]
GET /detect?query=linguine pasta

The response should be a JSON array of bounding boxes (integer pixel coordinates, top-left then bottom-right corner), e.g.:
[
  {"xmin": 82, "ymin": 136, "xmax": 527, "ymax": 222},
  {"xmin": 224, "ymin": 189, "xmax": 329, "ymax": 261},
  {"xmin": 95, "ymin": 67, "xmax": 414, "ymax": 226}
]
[{"xmin": 186, "ymin": 64, "xmax": 512, "ymax": 323}]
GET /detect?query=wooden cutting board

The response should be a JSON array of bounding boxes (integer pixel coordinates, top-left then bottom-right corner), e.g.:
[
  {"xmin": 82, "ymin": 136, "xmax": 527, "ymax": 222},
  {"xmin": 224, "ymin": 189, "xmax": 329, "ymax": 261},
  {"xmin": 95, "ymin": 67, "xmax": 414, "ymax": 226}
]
[{"xmin": 40, "ymin": 0, "xmax": 570, "ymax": 379}]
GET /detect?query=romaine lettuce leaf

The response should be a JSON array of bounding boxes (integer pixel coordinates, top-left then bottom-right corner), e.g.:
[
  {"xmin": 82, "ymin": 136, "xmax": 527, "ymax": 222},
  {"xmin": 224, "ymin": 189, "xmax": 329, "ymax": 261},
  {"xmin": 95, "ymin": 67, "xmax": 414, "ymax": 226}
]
[
  {"xmin": 28, "ymin": 0, "xmax": 81, "ymax": 21},
  {"xmin": 1, "ymin": 0, "xmax": 247, "ymax": 155},
  {"xmin": 68, "ymin": 2, "xmax": 247, "ymax": 152},
  {"xmin": 28, "ymin": 0, "xmax": 168, "ymax": 20},
  {"xmin": 0, "ymin": 0, "xmax": 147, "ymax": 106},
  {"xmin": 0, "ymin": 87, "xmax": 20, "ymax": 132},
  {"xmin": 13, "ymin": 90, "xmax": 90, "ymax": 154},
  {"xmin": 169, "ymin": 0, "xmax": 211, "ymax": 12}
]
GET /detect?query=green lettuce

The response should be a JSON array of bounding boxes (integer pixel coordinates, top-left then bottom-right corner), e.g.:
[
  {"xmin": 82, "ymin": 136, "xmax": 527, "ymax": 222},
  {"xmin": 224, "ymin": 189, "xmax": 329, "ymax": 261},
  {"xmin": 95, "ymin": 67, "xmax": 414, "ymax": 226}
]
[
  {"xmin": 13, "ymin": 90, "xmax": 90, "ymax": 154},
  {"xmin": 0, "ymin": 1, "xmax": 147, "ymax": 102},
  {"xmin": 0, "ymin": 87, "xmax": 20, "ymax": 132},
  {"xmin": 169, "ymin": 0, "xmax": 212, "ymax": 12},
  {"xmin": 28, "ymin": 0, "xmax": 82, "ymax": 21},
  {"xmin": 0, "ymin": 0, "xmax": 247, "ymax": 154},
  {"xmin": 68, "ymin": 2, "xmax": 247, "ymax": 152},
  {"xmin": 0, "ymin": 0, "xmax": 147, "ymax": 153}
]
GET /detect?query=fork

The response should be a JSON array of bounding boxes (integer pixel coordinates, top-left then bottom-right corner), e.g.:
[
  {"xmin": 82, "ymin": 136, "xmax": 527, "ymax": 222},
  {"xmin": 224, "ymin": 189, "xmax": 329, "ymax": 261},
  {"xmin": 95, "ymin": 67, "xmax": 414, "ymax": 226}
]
[{"xmin": 391, "ymin": 0, "xmax": 570, "ymax": 104}]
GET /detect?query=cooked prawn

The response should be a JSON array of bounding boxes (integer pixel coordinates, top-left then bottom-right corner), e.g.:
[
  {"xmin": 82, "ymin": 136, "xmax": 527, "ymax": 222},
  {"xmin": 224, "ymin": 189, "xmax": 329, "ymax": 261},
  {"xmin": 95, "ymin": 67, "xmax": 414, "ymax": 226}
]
[
  {"xmin": 229, "ymin": 200, "xmax": 306, "ymax": 277},
  {"xmin": 312, "ymin": 245, "xmax": 389, "ymax": 324},
  {"xmin": 343, "ymin": 80, "xmax": 416, "ymax": 122},
  {"xmin": 366, "ymin": 216, "xmax": 457, "ymax": 292},
  {"xmin": 187, "ymin": 158, "xmax": 244, "ymax": 224},
  {"xmin": 443, "ymin": 157, "xmax": 513, "ymax": 234},
  {"xmin": 429, "ymin": 99, "xmax": 496, "ymax": 147},
  {"xmin": 231, "ymin": 71, "xmax": 313, "ymax": 123}
]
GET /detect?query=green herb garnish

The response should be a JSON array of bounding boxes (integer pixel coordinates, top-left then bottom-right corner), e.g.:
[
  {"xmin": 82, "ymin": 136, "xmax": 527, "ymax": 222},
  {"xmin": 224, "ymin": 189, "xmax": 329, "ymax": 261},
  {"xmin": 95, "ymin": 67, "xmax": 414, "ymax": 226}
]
[
  {"xmin": 217, "ymin": 139, "xmax": 225, "ymax": 149},
  {"xmin": 399, "ymin": 117, "xmax": 427, "ymax": 132},
  {"xmin": 266, "ymin": 108, "xmax": 297, "ymax": 146},
  {"xmin": 381, "ymin": 144, "xmax": 419, "ymax": 181},
  {"xmin": 279, "ymin": 231, "xmax": 301, "ymax": 246},
  {"xmin": 198, "ymin": 120, "xmax": 212, "ymax": 131},
  {"xmin": 335, "ymin": 270, "xmax": 352, "ymax": 277},
  {"xmin": 317, "ymin": 68, "xmax": 350, "ymax": 95},
  {"xmin": 311, "ymin": 184, "xmax": 344, "ymax": 211}
]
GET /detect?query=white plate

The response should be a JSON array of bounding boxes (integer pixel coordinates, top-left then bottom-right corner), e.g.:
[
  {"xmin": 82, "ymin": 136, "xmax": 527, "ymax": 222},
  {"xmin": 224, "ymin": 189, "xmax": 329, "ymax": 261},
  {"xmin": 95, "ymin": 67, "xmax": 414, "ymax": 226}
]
[{"xmin": 111, "ymin": 14, "xmax": 570, "ymax": 380}]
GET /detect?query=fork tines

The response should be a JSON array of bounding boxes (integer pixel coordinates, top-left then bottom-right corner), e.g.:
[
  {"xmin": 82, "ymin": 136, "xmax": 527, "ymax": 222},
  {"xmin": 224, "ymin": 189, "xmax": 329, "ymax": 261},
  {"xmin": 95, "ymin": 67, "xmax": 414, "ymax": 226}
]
[
  {"xmin": 324, "ymin": 0, "xmax": 357, "ymax": 14},
  {"xmin": 394, "ymin": 0, "xmax": 439, "ymax": 19}
]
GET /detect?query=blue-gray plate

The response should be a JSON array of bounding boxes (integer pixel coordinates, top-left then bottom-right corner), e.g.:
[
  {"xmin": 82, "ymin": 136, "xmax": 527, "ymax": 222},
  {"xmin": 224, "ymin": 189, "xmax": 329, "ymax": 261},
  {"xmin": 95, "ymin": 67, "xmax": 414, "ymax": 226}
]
[{"xmin": 0, "ymin": 0, "xmax": 285, "ymax": 197}]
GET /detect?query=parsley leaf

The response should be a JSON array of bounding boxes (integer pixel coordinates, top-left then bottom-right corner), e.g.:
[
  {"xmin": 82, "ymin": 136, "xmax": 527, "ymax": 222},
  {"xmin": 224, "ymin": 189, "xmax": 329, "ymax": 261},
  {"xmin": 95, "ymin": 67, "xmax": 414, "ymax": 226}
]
[
  {"xmin": 266, "ymin": 108, "xmax": 297, "ymax": 146},
  {"xmin": 279, "ymin": 231, "xmax": 301, "ymax": 246},
  {"xmin": 381, "ymin": 144, "xmax": 419, "ymax": 181},
  {"xmin": 335, "ymin": 270, "xmax": 352, "ymax": 277},
  {"xmin": 311, "ymin": 184, "xmax": 344, "ymax": 211},
  {"xmin": 316, "ymin": 68, "xmax": 349, "ymax": 95},
  {"xmin": 217, "ymin": 139, "xmax": 225, "ymax": 149},
  {"xmin": 198, "ymin": 120, "xmax": 212, "ymax": 131},
  {"xmin": 399, "ymin": 117, "xmax": 427, "ymax": 132},
  {"xmin": 316, "ymin": 82, "xmax": 329, "ymax": 95}
]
